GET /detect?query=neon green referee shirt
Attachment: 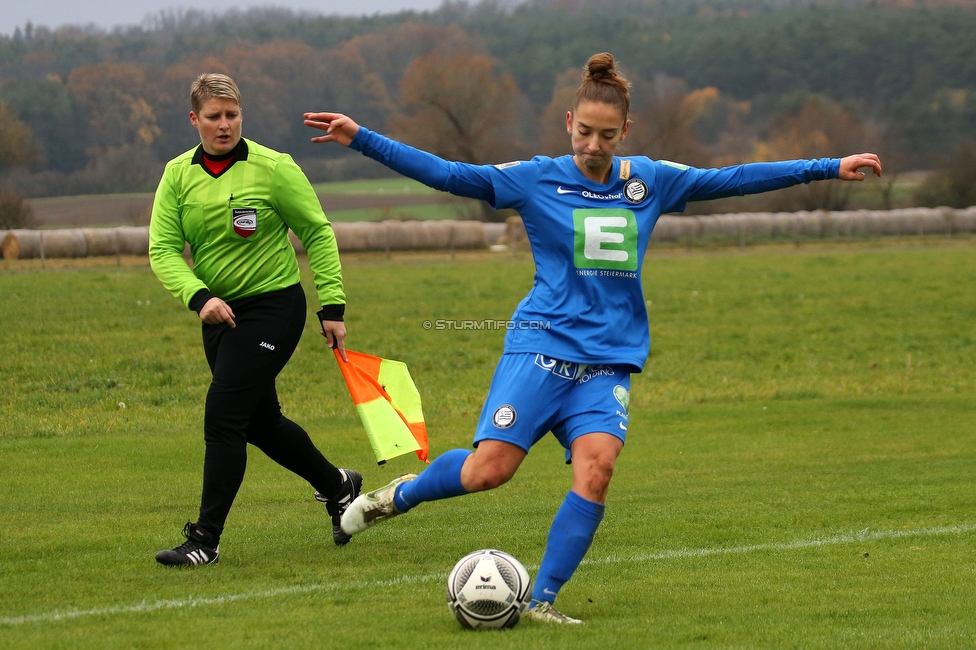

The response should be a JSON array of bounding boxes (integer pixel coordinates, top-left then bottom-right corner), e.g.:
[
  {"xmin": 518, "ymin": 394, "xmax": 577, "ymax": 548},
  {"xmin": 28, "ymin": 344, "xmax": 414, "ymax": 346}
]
[{"xmin": 149, "ymin": 138, "xmax": 344, "ymax": 312}]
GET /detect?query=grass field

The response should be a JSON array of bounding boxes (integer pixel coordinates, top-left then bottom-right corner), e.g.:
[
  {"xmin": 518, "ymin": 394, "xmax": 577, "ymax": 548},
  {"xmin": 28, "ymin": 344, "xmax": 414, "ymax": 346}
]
[{"xmin": 1, "ymin": 239, "xmax": 975, "ymax": 648}]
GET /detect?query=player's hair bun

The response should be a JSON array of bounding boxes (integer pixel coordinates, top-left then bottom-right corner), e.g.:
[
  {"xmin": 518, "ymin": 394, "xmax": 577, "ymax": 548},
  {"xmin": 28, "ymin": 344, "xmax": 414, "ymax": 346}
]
[
  {"xmin": 584, "ymin": 52, "xmax": 618, "ymax": 83},
  {"xmin": 574, "ymin": 52, "xmax": 632, "ymax": 118}
]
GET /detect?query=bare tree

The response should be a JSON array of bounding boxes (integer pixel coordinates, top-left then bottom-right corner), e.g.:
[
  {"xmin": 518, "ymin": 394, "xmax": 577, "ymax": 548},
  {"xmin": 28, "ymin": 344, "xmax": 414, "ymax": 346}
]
[
  {"xmin": 539, "ymin": 67, "xmax": 579, "ymax": 158},
  {"xmin": 389, "ymin": 51, "xmax": 524, "ymax": 165},
  {"xmin": 627, "ymin": 76, "xmax": 718, "ymax": 168},
  {"xmin": 754, "ymin": 96, "xmax": 875, "ymax": 211},
  {"xmin": 387, "ymin": 51, "xmax": 525, "ymax": 221},
  {"xmin": 326, "ymin": 24, "xmax": 476, "ymax": 132}
]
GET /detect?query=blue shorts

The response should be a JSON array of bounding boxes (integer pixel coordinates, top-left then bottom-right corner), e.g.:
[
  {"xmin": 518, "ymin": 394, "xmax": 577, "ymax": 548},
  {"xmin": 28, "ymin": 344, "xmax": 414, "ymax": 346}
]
[{"xmin": 473, "ymin": 353, "xmax": 631, "ymax": 462}]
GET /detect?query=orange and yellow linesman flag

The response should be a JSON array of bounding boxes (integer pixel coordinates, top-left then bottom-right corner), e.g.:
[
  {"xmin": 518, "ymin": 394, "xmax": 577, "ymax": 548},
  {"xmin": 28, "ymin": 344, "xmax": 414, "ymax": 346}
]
[{"xmin": 334, "ymin": 348, "xmax": 429, "ymax": 465}]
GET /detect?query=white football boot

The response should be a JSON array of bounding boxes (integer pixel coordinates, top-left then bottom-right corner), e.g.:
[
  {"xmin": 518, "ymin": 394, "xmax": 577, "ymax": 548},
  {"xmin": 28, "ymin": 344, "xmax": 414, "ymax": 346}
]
[
  {"xmin": 340, "ymin": 474, "xmax": 417, "ymax": 536},
  {"xmin": 525, "ymin": 600, "xmax": 583, "ymax": 624}
]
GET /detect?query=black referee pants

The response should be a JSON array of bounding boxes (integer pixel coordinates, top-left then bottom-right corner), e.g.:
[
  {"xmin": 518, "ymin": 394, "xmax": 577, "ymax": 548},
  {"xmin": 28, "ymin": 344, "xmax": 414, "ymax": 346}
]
[{"xmin": 197, "ymin": 283, "xmax": 342, "ymax": 540}]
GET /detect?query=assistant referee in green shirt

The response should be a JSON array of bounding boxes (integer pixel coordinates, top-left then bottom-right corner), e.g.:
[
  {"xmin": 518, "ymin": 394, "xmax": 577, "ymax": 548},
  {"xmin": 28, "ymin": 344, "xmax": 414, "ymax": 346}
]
[{"xmin": 149, "ymin": 73, "xmax": 362, "ymax": 566}]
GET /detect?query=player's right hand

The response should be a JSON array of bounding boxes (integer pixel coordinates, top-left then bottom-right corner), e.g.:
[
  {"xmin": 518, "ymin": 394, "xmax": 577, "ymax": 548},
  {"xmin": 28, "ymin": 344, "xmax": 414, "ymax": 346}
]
[
  {"xmin": 304, "ymin": 112, "xmax": 360, "ymax": 147},
  {"xmin": 199, "ymin": 297, "xmax": 236, "ymax": 328}
]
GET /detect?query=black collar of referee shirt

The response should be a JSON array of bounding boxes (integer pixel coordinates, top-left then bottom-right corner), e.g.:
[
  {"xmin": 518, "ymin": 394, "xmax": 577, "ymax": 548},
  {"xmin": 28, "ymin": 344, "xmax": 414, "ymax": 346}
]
[{"xmin": 191, "ymin": 138, "xmax": 250, "ymax": 166}]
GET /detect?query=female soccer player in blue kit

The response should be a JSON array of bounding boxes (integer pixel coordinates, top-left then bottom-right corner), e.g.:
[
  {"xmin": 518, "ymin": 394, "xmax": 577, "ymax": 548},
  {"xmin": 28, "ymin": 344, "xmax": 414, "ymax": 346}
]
[{"xmin": 304, "ymin": 52, "xmax": 882, "ymax": 623}]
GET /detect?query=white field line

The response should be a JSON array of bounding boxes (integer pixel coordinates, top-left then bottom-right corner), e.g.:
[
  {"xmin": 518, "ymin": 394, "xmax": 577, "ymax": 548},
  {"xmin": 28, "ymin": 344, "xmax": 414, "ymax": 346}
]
[
  {"xmin": 2, "ymin": 523, "xmax": 973, "ymax": 627},
  {"xmin": 586, "ymin": 523, "xmax": 976, "ymax": 565}
]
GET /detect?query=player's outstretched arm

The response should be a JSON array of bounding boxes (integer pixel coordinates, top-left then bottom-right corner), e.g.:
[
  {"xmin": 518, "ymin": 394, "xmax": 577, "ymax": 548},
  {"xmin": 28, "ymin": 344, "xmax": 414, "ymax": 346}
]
[
  {"xmin": 838, "ymin": 153, "xmax": 882, "ymax": 181},
  {"xmin": 302, "ymin": 110, "xmax": 498, "ymax": 204},
  {"xmin": 304, "ymin": 112, "xmax": 360, "ymax": 147}
]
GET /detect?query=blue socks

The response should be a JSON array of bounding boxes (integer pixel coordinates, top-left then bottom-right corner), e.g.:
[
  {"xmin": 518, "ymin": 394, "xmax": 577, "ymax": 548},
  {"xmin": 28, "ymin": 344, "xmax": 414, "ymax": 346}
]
[
  {"xmin": 394, "ymin": 448, "xmax": 472, "ymax": 512},
  {"xmin": 531, "ymin": 490, "xmax": 605, "ymax": 605}
]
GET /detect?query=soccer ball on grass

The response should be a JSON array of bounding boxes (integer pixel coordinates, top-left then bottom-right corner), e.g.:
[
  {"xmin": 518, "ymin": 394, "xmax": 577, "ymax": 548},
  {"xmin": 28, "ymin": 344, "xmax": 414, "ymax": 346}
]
[{"xmin": 447, "ymin": 549, "xmax": 532, "ymax": 630}]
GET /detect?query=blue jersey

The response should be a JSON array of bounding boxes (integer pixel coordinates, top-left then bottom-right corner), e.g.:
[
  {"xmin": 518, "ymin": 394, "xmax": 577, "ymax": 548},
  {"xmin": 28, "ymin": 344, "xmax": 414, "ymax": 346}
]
[{"xmin": 351, "ymin": 127, "xmax": 838, "ymax": 371}]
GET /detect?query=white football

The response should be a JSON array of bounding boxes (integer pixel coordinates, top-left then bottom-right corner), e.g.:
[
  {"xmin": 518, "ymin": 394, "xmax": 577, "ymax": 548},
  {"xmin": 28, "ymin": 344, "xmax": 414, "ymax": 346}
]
[{"xmin": 447, "ymin": 549, "xmax": 532, "ymax": 630}]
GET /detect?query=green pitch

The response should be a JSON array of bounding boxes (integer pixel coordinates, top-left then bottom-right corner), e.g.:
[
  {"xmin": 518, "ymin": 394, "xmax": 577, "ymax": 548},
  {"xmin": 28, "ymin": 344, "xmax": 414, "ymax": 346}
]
[{"xmin": 1, "ymin": 240, "xmax": 974, "ymax": 648}]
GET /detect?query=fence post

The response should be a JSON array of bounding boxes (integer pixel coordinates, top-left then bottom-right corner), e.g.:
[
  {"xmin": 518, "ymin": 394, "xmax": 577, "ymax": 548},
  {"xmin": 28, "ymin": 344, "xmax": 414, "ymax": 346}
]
[{"xmin": 449, "ymin": 222, "xmax": 456, "ymax": 261}]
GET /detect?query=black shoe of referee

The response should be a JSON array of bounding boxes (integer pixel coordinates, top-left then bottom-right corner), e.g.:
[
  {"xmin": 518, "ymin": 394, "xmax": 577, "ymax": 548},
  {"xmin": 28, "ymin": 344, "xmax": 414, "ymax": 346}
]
[
  {"xmin": 156, "ymin": 522, "xmax": 219, "ymax": 567},
  {"xmin": 315, "ymin": 468, "xmax": 363, "ymax": 546}
]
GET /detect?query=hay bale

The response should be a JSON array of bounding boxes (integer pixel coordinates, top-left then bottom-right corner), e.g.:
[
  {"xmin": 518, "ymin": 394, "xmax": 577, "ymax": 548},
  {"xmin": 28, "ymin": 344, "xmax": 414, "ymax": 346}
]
[
  {"xmin": 858, "ymin": 209, "xmax": 880, "ymax": 235},
  {"xmin": 418, "ymin": 220, "xmax": 453, "ymax": 249},
  {"xmin": 767, "ymin": 213, "xmax": 792, "ymax": 238},
  {"xmin": 696, "ymin": 215, "xmax": 725, "ymax": 239},
  {"xmin": 745, "ymin": 213, "xmax": 775, "ymax": 239},
  {"xmin": 862, "ymin": 211, "xmax": 886, "ymax": 235},
  {"xmin": 483, "ymin": 222, "xmax": 506, "ymax": 245},
  {"xmin": 881, "ymin": 208, "xmax": 911, "ymax": 235},
  {"xmin": 505, "ymin": 215, "xmax": 527, "ymax": 247},
  {"xmin": 450, "ymin": 221, "xmax": 488, "ymax": 248},
  {"xmin": 360, "ymin": 222, "xmax": 388, "ymax": 250},
  {"xmin": 697, "ymin": 215, "xmax": 720, "ymax": 239},
  {"xmin": 403, "ymin": 221, "xmax": 429, "ymax": 249},
  {"xmin": 903, "ymin": 208, "xmax": 937, "ymax": 235},
  {"xmin": 381, "ymin": 220, "xmax": 411, "ymax": 250},
  {"xmin": 887, "ymin": 208, "xmax": 910, "ymax": 235},
  {"xmin": 2, "ymin": 229, "xmax": 41, "ymax": 259},
  {"xmin": 657, "ymin": 215, "xmax": 700, "ymax": 241},
  {"xmin": 819, "ymin": 211, "xmax": 842, "ymax": 237},
  {"xmin": 115, "ymin": 227, "xmax": 149, "ymax": 255},
  {"xmin": 826, "ymin": 211, "xmax": 857, "ymax": 238},
  {"xmin": 846, "ymin": 210, "xmax": 874, "ymax": 237},
  {"xmin": 332, "ymin": 222, "xmax": 370, "ymax": 252},
  {"xmin": 714, "ymin": 214, "xmax": 746, "ymax": 239},
  {"xmin": 649, "ymin": 216, "xmax": 677, "ymax": 241},
  {"xmin": 936, "ymin": 206, "xmax": 959, "ymax": 235},
  {"xmin": 43, "ymin": 229, "xmax": 89, "ymax": 258},
  {"xmin": 81, "ymin": 228, "xmax": 121, "ymax": 257},
  {"xmin": 1, "ymin": 229, "xmax": 89, "ymax": 259},
  {"xmin": 955, "ymin": 206, "xmax": 976, "ymax": 232},
  {"xmin": 799, "ymin": 211, "xmax": 826, "ymax": 238}
]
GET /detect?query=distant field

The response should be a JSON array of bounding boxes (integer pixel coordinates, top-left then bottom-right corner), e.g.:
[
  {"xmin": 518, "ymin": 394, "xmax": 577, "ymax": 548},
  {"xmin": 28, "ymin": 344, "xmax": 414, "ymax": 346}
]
[
  {"xmin": 26, "ymin": 178, "xmax": 468, "ymax": 228},
  {"xmin": 310, "ymin": 178, "xmax": 438, "ymax": 194},
  {"xmin": 326, "ymin": 202, "xmax": 478, "ymax": 222},
  {"xmin": 27, "ymin": 193, "xmax": 156, "ymax": 228},
  {"xmin": 1, "ymin": 240, "xmax": 975, "ymax": 648}
]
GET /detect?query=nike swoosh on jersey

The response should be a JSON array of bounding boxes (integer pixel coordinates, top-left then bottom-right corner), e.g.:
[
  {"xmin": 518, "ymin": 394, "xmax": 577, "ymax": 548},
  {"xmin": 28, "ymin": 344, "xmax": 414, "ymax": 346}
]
[{"xmin": 556, "ymin": 186, "xmax": 577, "ymax": 194}]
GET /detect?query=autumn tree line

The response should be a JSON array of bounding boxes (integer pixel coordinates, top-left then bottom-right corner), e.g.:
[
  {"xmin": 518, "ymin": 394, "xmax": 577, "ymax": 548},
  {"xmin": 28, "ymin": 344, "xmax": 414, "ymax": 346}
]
[{"xmin": 1, "ymin": 0, "xmax": 975, "ymax": 226}]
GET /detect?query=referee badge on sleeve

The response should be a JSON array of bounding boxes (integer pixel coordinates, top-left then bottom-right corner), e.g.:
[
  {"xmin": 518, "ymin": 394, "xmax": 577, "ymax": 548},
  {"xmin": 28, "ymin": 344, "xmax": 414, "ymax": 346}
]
[{"xmin": 232, "ymin": 208, "xmax": 257, "ymax": 238}]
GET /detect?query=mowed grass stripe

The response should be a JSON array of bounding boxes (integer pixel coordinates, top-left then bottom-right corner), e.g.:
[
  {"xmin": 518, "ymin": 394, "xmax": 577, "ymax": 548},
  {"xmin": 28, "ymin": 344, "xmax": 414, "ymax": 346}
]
[{"xmin": 3, "ymin": 522, "xmax": 971, "ymax": 628}]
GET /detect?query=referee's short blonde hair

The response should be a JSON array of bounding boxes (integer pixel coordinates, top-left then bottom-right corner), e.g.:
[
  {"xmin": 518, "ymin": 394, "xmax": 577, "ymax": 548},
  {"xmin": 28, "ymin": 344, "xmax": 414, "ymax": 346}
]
[{"xmin": 190, "ymin": 73, "xmax": 241, "ymax": 113}]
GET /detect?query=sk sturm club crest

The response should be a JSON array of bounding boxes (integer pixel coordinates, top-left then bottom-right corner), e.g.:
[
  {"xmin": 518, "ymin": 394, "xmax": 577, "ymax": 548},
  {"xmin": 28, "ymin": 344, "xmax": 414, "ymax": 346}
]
[
  {"xmin": 623, "ymin": 178, "xmax": 648, "ymax": 204},
  {"xmin": 233, "ymin": 208, "xmax": 257, "ymax": 238}
]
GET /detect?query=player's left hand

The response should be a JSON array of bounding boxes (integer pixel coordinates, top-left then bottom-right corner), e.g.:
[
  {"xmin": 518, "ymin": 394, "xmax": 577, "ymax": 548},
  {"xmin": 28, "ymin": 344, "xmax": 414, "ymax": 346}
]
[
  {"xmin": 321, "ymin": 319, "xmax": 347, "ymax": 361},
  {"xmin": 838, "ymin": 153, "xmax": 882, "ymax": 181}
]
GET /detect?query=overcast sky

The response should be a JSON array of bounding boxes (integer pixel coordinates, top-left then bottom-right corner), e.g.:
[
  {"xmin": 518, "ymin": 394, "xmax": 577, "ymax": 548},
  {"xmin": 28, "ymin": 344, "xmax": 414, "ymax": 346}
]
[{"xmin": 0, "ymin": 0, "xmax": 451, "ymax": 36}]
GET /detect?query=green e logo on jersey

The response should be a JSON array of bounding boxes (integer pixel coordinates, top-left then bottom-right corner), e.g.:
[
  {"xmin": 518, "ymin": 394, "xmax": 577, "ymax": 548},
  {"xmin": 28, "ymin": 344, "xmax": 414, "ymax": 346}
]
[{"xmin": 573, "ymin": 209, "xmax": 638, "ymax": 271}]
